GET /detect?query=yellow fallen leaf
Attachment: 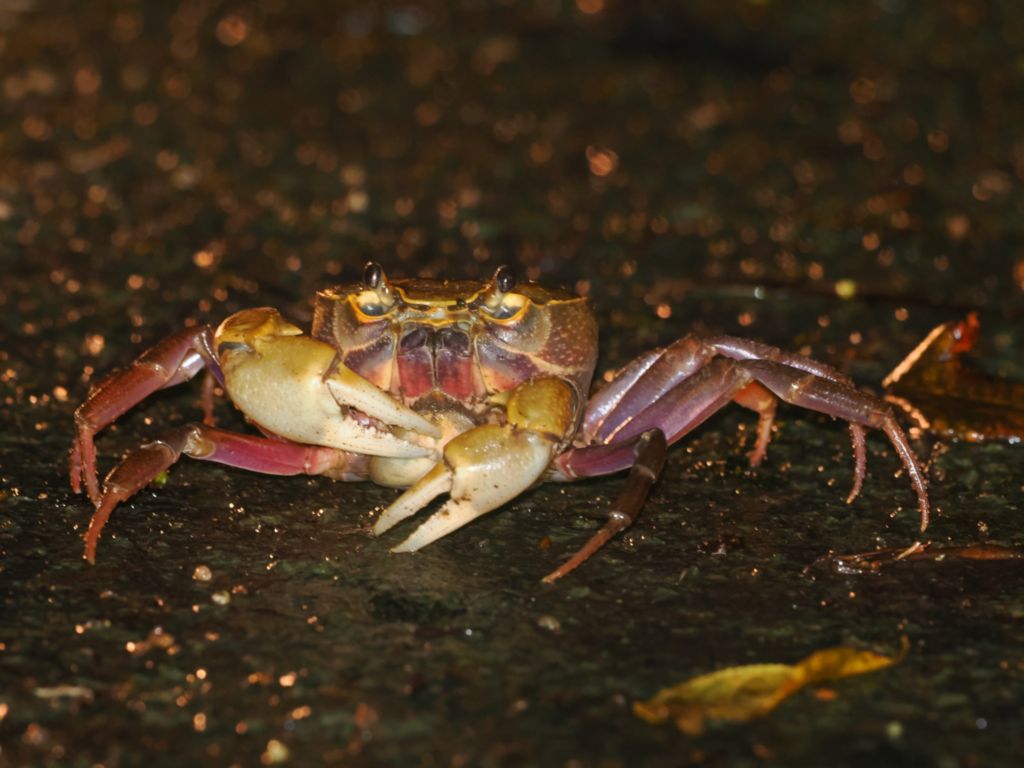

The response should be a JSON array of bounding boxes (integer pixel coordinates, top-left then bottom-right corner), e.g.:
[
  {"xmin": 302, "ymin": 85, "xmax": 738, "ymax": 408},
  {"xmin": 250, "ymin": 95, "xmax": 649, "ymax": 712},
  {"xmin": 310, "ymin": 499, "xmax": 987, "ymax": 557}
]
[{"xmin": 634, "ymin": 638, "xmax": 908, "ymax": 735}]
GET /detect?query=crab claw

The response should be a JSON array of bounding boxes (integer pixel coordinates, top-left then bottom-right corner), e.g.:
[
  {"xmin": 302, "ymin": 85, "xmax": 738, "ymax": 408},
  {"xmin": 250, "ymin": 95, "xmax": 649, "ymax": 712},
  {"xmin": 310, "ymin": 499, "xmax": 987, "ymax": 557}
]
[
  {"xmin": 322, "ymin": 361, "xmax": 439, "ymax": 440},
  {"xmin": 374, "ymin": 424, "xmax": 556, "ymax": 550},
  {"xmin": 216, "ymin": 309, "xmax": 440, "ymax": 457},
  {"xmin": 374, "ymin": 377, "xmax": 578, "ymax": 551}
]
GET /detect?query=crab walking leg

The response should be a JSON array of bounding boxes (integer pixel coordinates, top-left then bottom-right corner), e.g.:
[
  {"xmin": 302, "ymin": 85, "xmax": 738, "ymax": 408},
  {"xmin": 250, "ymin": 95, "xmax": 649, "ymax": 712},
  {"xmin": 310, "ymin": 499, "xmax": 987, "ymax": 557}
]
[
  {"xmin": 552, "ymin": 362, "xmax": 759, "ymax": 481},
  {"xmin": 584, "ymin": 348, "xmax": 779, "ymax": 466},
  {"xmin": 565, "ymin": 357, "xmax": 928, "ymax": 531},
  {"xmin": 606, "ymin": 360, "xmax": 756, "ymax": 445},
  {"xmin": 701, "ymin": 335, "xmax": 856, "ymax": 385},
  {"xmin": 585, "ymin": 335, "xmax": 858, "ymax": 444},
  {"xmin": 583, "ymin": 347, "xmax": 681, "ymax": 440},
  {"xmin": 731, "ymin": 382, "xmax": 777, "ymax": 466},
  {"xmin": 582, "ymin": 336, "xmax": 865, "ymax": 492},
  {"xmin": 542, "ymin": 429, "xmax": 667, "ymax": 584},
  {"xmin": 698, "ymin": 336, "xmax": 870, "ymax": 498},
  {"xmin": 734, "ymin": 359, "xmax": 930, "ymax": 529},
  {"xmin": 216, "ymin": 308, "xmax": 440, "ymax": 457},
  {"xmin": 586, "ymin": 339, "xmax": 873, "ymax": 502},
  {"xmin": 70, "ymin": 325, "xmax": 219, "ymax": 504},
  {"xmin": 732, "ymin": 381, "xmax": 866, "ymax": 501},
  {"xmin": 585, "ymin": 339, "xmax": 712, "ymax": 442},
  {"xmin": 846, "ymin": 424, "xmax": 868, "ymax": 503},
  {"xmin": 199, "ymin": 371, "xmax": 218, "ymax": 425},
  {"xmin": 376, "ymin": 377, "xmax": 578, "ymax": 552},
  {"xmin": 84, "ymin": 424, "xmax": 363, "ymax": 563},
  {"xmin": 702, "ymin": 335, "xmax": 870, "ymax": 497}
]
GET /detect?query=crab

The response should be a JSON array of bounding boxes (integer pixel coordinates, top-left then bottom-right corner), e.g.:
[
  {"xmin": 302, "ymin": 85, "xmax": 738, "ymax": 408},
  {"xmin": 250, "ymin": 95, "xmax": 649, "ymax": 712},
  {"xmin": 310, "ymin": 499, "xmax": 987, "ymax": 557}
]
[{"xmin": 70, "ymin": 263, "xmax": 931, "ymax": 581}]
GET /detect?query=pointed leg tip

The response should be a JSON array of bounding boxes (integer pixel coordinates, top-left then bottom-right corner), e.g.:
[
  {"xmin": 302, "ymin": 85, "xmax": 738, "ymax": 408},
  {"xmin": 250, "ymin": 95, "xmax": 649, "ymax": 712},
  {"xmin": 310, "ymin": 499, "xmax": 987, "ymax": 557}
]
[
  {"xmin": 845, "ymin": 477, "xmax": 864, "ymax": 505},
  {"xmin": 540, "ymin": 557, "xmax": 582, "ymax": 584},
  {"xmin": 85, "ymin": 478, "xmax": 103, "ymax": 507},
  {"xmin": 746, "ymin": 440, "xmax": 767, "ymax": 467}
]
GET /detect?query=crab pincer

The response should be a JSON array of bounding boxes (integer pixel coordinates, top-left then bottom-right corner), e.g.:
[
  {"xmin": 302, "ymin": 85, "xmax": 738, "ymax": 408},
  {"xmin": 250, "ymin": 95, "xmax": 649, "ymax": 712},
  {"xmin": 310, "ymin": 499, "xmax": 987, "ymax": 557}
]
[
  {"xmin": 215, "ymin": 308, "xmax": 440, "ymax": 455},
  {"xmin": 373, "ymin": 377, "xmax": 577, "ymax": 552}
]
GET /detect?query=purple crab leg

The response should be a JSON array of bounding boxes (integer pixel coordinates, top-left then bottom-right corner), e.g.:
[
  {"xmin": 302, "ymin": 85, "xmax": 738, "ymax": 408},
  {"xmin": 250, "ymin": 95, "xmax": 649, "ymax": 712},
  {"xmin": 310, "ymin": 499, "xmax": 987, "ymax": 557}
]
[
  {"xmin": 739, "ymin": 359, "xmax": 928, "ymax": 527},
  {"xmin": 550, "ymin": 363, "xmax": 779, "ymax": 577},
  {"xmin": 543, "ymin": 429, "xmax": 667, "ymax": 583},
  {"xmin": 585, "ymin": 335, "xmax": 857, "ymax": 442},
  {"xmin": 731, "ymin": 382, "xmax": 777, "ymax": 467},
  {"xmin": 700, "ymin": 335, "xmax": 855, "ymax": 385},
  {"xmin": 606, "ymin": 360, "xmax": 755, "ymax": 444},
  {"xmin": 712, "ymin": 335, "xmax": 871, "ymax": 498},
  {"xmin": 588, "ymin": 334, "xmax": 868, "ymax": 496},
  {"xmin": 70, "ymin": 326, "xmax": 219, "ymax": 505},
  {"xmin": 582, "ymin": 347, "xmax": 677, "ymax": 439},
  {"xmin": 556, "ymin": 355, "xmax": 930, "ymax": 573},
  {"xmin": 84, "ymin": 423, "xmax": 365, "ymax": 563},
  {"xmin": 555, "ymin": 361, "xmax": 763, "ymax": 481},
  {"xmin": 847, "ymin": 424, "xmax": 867, "ymax": 503},
  {"xmin": 584, "ymin": 338, "xmax": 711, "ymax": 443}
]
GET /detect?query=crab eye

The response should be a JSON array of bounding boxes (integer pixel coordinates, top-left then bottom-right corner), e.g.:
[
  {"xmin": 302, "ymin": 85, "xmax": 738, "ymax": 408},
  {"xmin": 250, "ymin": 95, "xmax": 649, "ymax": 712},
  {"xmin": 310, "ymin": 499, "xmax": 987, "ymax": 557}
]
[
  {"xmin": 480, "ymin": 265, "xmax": 526, "ymax": 320},
  {"xmin": 355, "ymin": 261, "xmax": 395, "ymax": 318},
  {"xmin": 363, "ymin": 261, "xmax": 384, "ymax": 289},
  {"xmin": 494, "ymin": 265, "xmax": 516, "ymax": 293}
]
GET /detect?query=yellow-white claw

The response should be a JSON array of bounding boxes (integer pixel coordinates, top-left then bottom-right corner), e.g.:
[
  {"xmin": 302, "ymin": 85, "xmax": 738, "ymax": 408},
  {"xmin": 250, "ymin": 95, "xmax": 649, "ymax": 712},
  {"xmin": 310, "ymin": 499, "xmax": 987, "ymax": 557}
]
[
  {"xmin": 379, "ymin": 425, "xmax": 556, "ymax": 552},
  {"xmin": 325, "ymin": 367, "xmax": 441, "ymax": 439},
  {"xmin": 319, "ymin": 413, "xmax": 431, "ymax": 459},
  {"xmin": 373, "ymin": 465, "xmax": 452, "ymax": 535},
  {"xmin": 219, "ymin": 332, "xmax": 436, "ymax": 458},
  {"xmin": 390, "ymin": 498, "xmax": 489, "ymax": 553}
]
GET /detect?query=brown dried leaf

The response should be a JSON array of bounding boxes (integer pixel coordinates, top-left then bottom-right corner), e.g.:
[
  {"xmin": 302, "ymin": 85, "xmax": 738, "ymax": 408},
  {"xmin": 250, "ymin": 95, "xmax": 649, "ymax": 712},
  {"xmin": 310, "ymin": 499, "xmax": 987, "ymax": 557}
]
[{"xmin": 634, "ymin": 638, "xmax": 908, "ymax": 735}]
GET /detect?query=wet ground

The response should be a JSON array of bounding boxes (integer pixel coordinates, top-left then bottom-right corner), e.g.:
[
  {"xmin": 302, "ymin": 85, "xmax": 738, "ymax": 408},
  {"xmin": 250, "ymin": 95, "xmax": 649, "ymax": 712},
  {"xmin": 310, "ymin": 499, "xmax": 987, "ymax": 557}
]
[{"xmin": 2, "ymin": 1, "xmax": 1023, "ymax": 766}]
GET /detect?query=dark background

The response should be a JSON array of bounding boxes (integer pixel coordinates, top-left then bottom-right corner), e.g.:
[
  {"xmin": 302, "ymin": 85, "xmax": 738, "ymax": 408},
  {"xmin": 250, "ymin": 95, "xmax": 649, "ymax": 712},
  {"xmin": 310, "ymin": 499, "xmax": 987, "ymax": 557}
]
[{"xmin": 1, "ymin": 1, "xmax": 1022, "ymax": 766}]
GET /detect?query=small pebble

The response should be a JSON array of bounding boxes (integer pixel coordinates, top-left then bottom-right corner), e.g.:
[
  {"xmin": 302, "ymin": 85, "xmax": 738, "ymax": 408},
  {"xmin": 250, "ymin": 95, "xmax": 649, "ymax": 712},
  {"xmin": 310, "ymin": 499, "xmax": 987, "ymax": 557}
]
[
  {"xmin": 537, "ymin": 614, "xmax": 561, "ymax": 632},
  {"xmin": 192, "ymin": 564, "xmax": 212, "ymax": 582},
  {"xmin": 262, "ymin": 738, "xmax": 289, "ymax": 764}
]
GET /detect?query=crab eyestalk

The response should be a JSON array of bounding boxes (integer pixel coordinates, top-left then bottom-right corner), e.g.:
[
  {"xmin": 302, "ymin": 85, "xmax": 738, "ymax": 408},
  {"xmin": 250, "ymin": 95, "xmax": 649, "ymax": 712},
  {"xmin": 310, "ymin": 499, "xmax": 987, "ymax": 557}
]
[
  {"xmin": 478, "ymin": 264, "xmax": 523, "ymax": 316},
  {"xmin": 357, "ymin": 261, "xmax": 396, "ymax": 316},
  {"xmin": 494, "ymin": 265, "xmax": 517, "ymax": 293}
]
